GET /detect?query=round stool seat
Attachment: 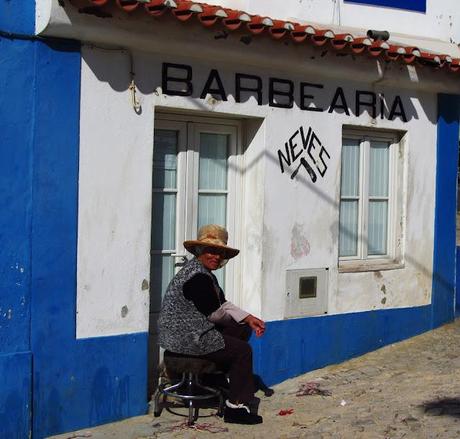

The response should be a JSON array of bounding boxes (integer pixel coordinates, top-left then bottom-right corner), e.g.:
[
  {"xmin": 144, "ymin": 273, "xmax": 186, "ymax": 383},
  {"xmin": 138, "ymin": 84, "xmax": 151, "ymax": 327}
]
[{"xmin": 164, "ymin": 352, "xmax": 217, "ymax": 375}]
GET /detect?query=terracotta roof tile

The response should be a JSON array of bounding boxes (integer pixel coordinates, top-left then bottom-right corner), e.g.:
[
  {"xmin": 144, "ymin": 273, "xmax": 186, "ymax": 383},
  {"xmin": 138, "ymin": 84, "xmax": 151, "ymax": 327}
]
[
  {"xmin": 246, "ymin": 15, "xmax": 274, "ymax": 34},
  {"xmin": 311, "ymin": 29, "xmax": 335, "ymax": 46},
  {"xmin": 198, "ymin": 5, "xmax": 228, "ymax": 26},
  {"xmin": 330, "ymin": 33, "xmax": 353, "ymax": 50},
  {"xmin": 85, "ymin": 0, "xmax": 460, "ymax": 73},
  {"xmin": 144, "ymin": 0, "xmax": 177, "ymax": 17},
  {"xmin": 116, "ymin": 0, "xmax": 141, "ymax": 12},
  {"xmin": 269, "ymin": 20, "xmax": 295, "ymax": 39},
  {"xmin": 221, "ymin": 9, "xmax": 250, "ymax": 30}
]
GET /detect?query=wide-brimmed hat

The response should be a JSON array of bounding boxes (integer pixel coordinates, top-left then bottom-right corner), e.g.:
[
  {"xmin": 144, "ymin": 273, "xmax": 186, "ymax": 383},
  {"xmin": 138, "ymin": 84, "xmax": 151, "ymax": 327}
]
[{"xmin": 183, "ymin": 224, "xmax": 240, "ymax": 260}]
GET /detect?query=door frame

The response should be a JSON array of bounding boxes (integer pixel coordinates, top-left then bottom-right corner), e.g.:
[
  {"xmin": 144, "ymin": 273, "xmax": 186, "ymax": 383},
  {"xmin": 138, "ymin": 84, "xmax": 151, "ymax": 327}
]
[{"xmin": 148, "ymin": 112, "xmax": 244, "ymax": 395}]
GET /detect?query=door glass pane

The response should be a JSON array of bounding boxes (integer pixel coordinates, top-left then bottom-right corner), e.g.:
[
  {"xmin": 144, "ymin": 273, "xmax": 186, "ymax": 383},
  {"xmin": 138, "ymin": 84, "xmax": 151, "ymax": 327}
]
[
  {"xmin": 199, "ymin": 133, "xmax": 228, "ymax": 190},
  {"xmin": 369, "ymin": 141, "xmax": 389, "ymax": 197},
  {"xmin": 152, "ymin": 129, "xmax": 178, "ymax": 252},
  {"xmin": 341, "ymin": 139, "xmax": 360, "ymax": 197},
  {"xmin": 368, "ymin": 201, "xmax": 388, "ymax": 255},
  {"xmin": 339, "ymin": 200, "xmax": 359, "ymax": 257},
  {"xmin": 198, "ymin": 195, "xmax": 227, "ymax": 231},
  {"xmin": 198, "ymin": 132, "xmax": 229, "ymax": 288},
  {"xmin": 151, "ymin": 128, "xmax": 179, "ymax": 313},
  {"xmin": 152, "ymin": 193, "xmax": 176, "ymax": 251},
  {"xmin": 150, "ymin": 255, "xmax": 175, "ymax": 310},
  {"xmin": 153, "ymin": 129, "xmax": 178, "ymax": 190}
]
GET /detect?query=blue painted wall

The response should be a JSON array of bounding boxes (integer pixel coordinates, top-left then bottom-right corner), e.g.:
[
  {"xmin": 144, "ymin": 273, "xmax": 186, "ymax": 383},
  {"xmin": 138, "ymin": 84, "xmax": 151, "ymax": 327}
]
[
  {"xmin": 0, "ymin": 0, "xmax": 35, "ymax": 34},
  {"xmin": 0, "ymin": 35, "xmax": 35, "ymax": 438},
  {"xmin": 432, "ymin": 94, "xmax": 459, "ymax": 327},
  {"xmin": 456, "ymin": 247, "xmax": 460, "ymax": 316},
  {"xmin": 251, "ymin": 306, "xmax": 432, "ymax": 386},
  {"xmin": 29, "ymin": 39, "xmax": 148, "ymax": 438},
  {"xmin": 0, "ymin": 31, "xmax": 148, "ymax": 439},
  {"xmin": 0, "ymin": 3, "xmax": 35, "ymax": 436}
]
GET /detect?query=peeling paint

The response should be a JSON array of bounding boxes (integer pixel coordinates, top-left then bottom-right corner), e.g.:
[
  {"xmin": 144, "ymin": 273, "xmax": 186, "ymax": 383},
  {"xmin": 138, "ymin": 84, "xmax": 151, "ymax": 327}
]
[
  {"xmin": 206, "ymin": 96, "xmax": 221, "ymax": 108},
  {"xmin": 381, "ymin": 297, "xmax": 387, "ymax": 305},
  {"xmin": 290, "ymin": 223, "xmax": 310, "ymax": 259},
  {"xmin": 121, "ymin": 306, "xmax": 129, "ymax": 318},
  {"xmin": 381, "ymin": 284, "xmax": 387, "ymax": 295},
  {"xmin": 141, "ymin": 279, "xmax": 149, "ymax": 291}
]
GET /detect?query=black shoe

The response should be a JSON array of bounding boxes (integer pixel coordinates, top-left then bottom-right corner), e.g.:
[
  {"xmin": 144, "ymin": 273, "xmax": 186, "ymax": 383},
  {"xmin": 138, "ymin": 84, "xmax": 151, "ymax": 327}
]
[
  {"xmin": 224, "ymin": 405, "xmax": 263, "ymax": 425},
  {"xmin": 247, "ymin": 396, "xmax": 261, "ymax": 415},
  {"xmin": 253, "ymin": 374, "xmax": 275, "ymax": 397}
]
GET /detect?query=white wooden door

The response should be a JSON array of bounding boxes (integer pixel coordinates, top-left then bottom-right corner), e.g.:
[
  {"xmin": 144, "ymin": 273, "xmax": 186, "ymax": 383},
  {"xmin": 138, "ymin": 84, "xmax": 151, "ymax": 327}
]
[{"xmin": 148, "ymin": 116, "xmax": 239, "ymax": 393}]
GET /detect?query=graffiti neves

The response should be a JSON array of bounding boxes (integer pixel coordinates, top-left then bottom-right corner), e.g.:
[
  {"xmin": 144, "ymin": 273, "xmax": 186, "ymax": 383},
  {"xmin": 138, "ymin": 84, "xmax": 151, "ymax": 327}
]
[{"xmin": 278, "ymin": 126, "xmax": 330, "ymax": 183}]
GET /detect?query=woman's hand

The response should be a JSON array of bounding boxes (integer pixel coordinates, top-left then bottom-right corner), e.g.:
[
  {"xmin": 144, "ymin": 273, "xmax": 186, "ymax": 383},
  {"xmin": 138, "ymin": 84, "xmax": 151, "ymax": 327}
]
[{"xmin": 243, "ymin": 314, "xmax": 266, "ymax": 337}]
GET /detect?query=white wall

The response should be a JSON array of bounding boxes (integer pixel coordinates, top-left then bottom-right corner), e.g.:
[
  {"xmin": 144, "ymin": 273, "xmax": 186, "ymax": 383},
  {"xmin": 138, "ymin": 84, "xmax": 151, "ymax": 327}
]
[
  {"xmin": 259, "ymin": 86, "xmax": 436, "ymax": 320},
  {"xmin": 37, "ymin": 0, "xmax": 460, "ymax": 72},
  {"xmin": 208, "ymin": 0, "xmax": 460, "ymax": 45},
  {"xmin": 76, "ymin": 37, "xmax": 438, "ymax": 334},
  {"xmin": 76, "ymin": 47, "xmax": 154, "ymax": 338}
]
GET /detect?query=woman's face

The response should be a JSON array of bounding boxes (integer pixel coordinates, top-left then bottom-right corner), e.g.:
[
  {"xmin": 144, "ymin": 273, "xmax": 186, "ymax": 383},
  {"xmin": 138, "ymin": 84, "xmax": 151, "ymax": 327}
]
[{"xmin": 198, "ymin": 247, "xmax": 225, "ymax": 271}]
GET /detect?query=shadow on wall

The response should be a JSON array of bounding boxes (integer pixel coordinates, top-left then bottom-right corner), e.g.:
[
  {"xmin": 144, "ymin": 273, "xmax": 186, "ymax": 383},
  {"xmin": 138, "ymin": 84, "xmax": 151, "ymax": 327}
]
[
  {"xmin": 80, "ymin": 44, "xmax": 452, "ymax": 304},
  {"xmin": 82, "ymin": 45, "xmax": 424, "ymax": 124}
]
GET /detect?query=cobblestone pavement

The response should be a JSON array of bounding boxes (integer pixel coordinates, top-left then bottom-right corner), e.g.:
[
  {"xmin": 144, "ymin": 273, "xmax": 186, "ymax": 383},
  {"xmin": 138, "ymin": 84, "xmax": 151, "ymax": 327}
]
[{"xmin": 50, "ymin": 319, "xmax": 460, "ymax": 439}]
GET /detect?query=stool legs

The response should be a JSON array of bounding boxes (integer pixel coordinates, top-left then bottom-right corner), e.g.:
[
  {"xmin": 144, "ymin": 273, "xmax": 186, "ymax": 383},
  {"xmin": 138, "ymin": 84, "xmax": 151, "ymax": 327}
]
[
  {"xmin": 153, "ymin": 384, "xmax": 167, "ymax": 417},
  {"xmin": 154, "ymin": 371, "xmax": 223, "ymax": 425},
  {"xmin": 217, "ymin": 392, "xmax": 224, "ymax": 417},
  {"xmin": 186, "ymin": 373, "xmax": 194, "ymax": 426}
]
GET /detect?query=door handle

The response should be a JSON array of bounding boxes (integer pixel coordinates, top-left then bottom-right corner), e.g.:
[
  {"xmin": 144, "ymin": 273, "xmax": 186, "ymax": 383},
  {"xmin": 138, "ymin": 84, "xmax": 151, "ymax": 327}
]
[{"xmin": 171, "ymin": 254, "xmax": 188, "ymax": 265}]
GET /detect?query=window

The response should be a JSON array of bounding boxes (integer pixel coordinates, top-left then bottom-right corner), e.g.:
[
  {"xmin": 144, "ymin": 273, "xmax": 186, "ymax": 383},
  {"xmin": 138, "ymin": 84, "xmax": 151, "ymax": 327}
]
[{"xmin": 339, "ymin": 130, "xmax": 404, "ymax": 271}]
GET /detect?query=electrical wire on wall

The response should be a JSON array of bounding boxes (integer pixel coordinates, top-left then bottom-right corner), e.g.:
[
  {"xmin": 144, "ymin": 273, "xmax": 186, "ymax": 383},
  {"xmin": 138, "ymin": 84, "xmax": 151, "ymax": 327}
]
[
  {"xmin": 332, "ymin": 0, "xmax": 342, "ymax": 25},
  {"xmin": 86, "ymin": 43, "xmax": 142, "ymax": 114},
  {"xmin": 127, "ymin": 50, "xmax": 142, "ymax": 114}
]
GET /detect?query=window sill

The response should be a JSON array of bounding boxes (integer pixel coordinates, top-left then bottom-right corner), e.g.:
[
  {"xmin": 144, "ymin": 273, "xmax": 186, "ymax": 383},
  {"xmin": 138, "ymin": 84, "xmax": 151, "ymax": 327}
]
[{"xmin": 338, "ymin": 260, "xmax": 405, "ymax": 273}]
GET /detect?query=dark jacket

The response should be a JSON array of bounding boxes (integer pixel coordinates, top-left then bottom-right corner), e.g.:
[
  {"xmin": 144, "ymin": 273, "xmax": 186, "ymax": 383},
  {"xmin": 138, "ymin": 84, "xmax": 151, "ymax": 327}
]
[{"xmin": 158, "ymin": 257, "xmax": 225, "ymax": 355}]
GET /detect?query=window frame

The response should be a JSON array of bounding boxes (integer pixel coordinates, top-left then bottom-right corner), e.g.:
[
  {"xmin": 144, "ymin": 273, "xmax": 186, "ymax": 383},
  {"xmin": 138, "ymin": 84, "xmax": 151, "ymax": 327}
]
[{"xmin": 339, "ymin": 128, "xmax": 405, "ymax": 273}]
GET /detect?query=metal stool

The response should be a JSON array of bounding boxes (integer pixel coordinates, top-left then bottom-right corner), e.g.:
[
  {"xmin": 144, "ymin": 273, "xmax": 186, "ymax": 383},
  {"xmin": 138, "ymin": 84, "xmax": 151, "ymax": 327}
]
[{"xmin": 153, "ymin": 351, "xmax": 224, "ymax": 425}]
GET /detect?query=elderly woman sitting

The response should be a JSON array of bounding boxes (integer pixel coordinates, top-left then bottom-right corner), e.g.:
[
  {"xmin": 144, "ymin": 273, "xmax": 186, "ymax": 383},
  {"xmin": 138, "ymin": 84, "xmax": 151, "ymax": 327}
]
[{"xmin": 158, "ymin": 224, "xmax": 265, "ymax": 425}]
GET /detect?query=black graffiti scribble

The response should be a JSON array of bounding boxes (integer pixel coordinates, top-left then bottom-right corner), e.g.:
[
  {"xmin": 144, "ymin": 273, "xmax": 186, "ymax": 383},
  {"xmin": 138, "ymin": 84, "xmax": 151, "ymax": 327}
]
[
  {"xmin": 291, "ymin": 158, "xmax": 317, "ymax": 182},
  {"xmin": 277, "ymin": 125, "xmax": 330, "ymax": 183}
]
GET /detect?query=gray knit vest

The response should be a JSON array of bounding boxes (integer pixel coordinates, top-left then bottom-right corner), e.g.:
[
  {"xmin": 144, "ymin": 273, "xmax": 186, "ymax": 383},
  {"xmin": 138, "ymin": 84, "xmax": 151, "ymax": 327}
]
[{"xmin": 157, "ymin": 257, "xmax": 225, "ymax": 355}]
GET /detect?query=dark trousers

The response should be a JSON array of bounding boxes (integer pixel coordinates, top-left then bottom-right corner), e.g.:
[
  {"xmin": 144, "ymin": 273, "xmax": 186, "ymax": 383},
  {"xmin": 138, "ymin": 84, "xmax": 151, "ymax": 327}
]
[{"xmin": 200, "ymin": 321, "xmax": 255, "ymax": 404}]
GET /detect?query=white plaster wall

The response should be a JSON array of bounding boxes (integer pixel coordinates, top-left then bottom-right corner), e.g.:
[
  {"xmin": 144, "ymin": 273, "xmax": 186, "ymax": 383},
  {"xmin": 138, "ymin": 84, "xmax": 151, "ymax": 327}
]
[
  {"xmin": 257, "ymin": 87, "xmax": 436, "ymax": 321},
  {"xmin": 207, "ymin": 0, "xmax": 460, "ymax": 45},
  {"xmin": 38, "ymin": 1, "xmax": 460, "ymax": 60},
  {"xmin": 76, "ymin": 46, "xmax": 154, "ymax": 338},
  {"xmin": 76, "ymin": 44, "xmax": 438, "ymax": 330}
]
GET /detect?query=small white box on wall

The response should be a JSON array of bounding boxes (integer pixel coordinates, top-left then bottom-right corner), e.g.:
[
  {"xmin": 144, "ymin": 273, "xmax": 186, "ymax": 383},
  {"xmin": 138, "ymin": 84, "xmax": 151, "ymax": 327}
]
[{"xmin": 284, "ymin": 268, "xmax": 328, "ymax": 318}]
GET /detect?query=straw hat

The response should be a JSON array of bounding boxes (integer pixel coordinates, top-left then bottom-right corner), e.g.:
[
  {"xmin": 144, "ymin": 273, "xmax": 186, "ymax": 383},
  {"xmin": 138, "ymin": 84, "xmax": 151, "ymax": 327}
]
[{"xmin": 183, "ymin": 224, "xmax": 240, "ymax": 260}]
